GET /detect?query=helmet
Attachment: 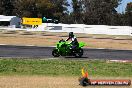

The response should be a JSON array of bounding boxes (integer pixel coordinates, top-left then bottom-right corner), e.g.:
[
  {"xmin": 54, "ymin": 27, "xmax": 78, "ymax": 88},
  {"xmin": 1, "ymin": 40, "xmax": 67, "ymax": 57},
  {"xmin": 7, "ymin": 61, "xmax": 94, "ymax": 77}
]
[{"xmin": 69, "ymin": 32, "xmax": 74, "ymax": 38}]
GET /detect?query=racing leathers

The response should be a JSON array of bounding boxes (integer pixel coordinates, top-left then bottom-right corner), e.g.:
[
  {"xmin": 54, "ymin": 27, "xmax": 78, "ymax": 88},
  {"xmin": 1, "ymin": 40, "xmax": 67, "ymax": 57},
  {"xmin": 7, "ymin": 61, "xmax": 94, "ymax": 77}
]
[{"xmin": 66, "ymin": 36, "xmax": 79, "ymax": 50}]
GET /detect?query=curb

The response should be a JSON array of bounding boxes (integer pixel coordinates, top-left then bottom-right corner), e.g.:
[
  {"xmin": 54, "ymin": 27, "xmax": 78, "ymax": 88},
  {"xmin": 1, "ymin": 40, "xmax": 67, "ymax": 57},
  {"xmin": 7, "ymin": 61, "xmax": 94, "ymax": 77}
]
[{"xmin": 108, "ymin": 60, "xmax": 132, "ymax": 63}]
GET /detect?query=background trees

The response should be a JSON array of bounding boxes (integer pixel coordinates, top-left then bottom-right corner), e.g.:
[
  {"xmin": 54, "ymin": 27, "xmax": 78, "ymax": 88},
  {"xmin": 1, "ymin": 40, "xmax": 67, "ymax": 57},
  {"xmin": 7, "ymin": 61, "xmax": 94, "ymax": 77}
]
[
  {"xmin": 0, "ymin": 0, "xmax": 66, "ymax": 18},
  {"xmin": 71, "ymin": 0, "xmax": 83, "ymax": 23},
  {"xmin": 50, "ymin": 0, "xmax": 69, "ymax": 20},
  {"xmin": 125, "ymin": 2, "xmax": 132, "ymax": 26},
  {"xmin": 80, "ymin": 0, "xmax": 122, "ymax": 25},
  {"xmin": 0, "ymin": 0, "xmax": 15, "ymax": 15},
  {"xmin": 0, "ymin": 0, "xmax": 131, "ymax": 26},
  {"xmin": 14, "ymin": 0, "xmax": 56, "ymax": 18}
]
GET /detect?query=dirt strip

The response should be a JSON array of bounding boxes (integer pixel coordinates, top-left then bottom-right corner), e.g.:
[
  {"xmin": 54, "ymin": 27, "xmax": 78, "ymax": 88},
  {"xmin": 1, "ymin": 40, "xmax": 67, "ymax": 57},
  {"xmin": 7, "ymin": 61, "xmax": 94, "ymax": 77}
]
[
  {"xmin": 0, "ymin": 31, "xmax": 132, "ymax": 50},
  {"xmin": 0, "ymin": 35, "xmax": 132, "ymax": 50},
  {"xmin": 0, "ymin": 76, "xmax": 131, "ymax": 88}
]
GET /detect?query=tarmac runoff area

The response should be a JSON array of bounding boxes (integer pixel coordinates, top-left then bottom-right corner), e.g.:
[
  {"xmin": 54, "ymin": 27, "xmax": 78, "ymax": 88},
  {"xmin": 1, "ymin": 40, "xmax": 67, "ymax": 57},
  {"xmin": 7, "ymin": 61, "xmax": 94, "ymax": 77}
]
[{"xmin": 0, "ymin": 45, "xmax": 132, "ymax": 60}]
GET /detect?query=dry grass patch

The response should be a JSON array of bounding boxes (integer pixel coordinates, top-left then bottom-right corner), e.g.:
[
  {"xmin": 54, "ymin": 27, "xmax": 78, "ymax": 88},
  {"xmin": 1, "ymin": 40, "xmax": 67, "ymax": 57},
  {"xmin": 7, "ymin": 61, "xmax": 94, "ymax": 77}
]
[
  {"xmin": 79, "ymin": 38, "xmax": 132, "ymax": 50},
  {"xmin": 0, "ymin": 76, "xmax": 131, "ymax": 88},
  {"xmin": 0, "ymin": 31, "xmax": 132, "ymax": 50},
  {"xmin": 0, "ymin": 36, "xmax": 61, "ymax": 46}
]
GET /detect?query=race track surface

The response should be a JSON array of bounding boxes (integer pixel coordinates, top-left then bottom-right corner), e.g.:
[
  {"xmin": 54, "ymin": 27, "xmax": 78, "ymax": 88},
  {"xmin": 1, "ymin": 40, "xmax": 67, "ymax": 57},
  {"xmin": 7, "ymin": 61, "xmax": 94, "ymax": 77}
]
[{"xmin": 0, "ymin": 45, "xmax": 132, "ymax": 60}]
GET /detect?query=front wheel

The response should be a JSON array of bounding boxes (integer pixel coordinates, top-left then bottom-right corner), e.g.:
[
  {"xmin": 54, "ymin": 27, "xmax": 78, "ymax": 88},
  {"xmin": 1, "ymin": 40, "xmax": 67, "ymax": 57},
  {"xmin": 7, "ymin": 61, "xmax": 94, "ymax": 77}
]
[
  {"xmin": 74, "ymin": 49, "xmax": 83, "ymax": 57},
  {"xmin": 52, "ymin": 49, "xmax": 60, "ymax": 57}
]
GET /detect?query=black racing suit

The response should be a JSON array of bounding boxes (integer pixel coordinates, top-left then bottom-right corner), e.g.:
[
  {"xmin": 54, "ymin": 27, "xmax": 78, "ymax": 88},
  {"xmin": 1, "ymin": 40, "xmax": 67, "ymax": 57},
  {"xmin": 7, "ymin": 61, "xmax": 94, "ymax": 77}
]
[{"xmin": 66, "ymin": 36, "xmax": 79, "ymax": 50}]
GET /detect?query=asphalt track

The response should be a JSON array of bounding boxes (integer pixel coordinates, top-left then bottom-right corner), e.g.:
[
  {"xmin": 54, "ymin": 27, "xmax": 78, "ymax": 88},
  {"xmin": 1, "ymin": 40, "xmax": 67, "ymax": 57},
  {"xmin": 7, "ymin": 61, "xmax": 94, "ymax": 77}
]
[{"xmin": 0, "ymin": 45, "xmax": 132, "ymax": 60}]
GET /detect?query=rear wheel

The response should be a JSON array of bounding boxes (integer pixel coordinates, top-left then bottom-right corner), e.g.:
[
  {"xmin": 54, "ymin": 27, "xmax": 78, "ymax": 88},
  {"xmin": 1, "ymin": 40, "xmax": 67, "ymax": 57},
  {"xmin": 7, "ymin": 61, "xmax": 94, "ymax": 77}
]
[
  {"xmin": 52, "ymin": 49, "xmax": 60, "ymax": 57},
  {"xmin": 74, "ymin": 49, "xmax": 83, "ymax": 57}
]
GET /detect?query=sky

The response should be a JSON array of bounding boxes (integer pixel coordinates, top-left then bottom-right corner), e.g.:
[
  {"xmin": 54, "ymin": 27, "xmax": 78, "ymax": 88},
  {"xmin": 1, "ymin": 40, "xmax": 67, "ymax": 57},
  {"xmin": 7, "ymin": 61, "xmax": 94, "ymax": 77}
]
[
  {"xmin": 116, "ymin": 0, "xmax": 132, "ymax": 13},
  {"xmin": 67, "ymin": 0, "xmax": 132, "ymax": 13}
]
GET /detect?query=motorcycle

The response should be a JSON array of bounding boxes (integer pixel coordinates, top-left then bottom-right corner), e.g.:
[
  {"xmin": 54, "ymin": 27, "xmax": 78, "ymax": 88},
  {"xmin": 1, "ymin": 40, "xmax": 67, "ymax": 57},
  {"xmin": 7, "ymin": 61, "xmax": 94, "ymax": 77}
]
[{"xmin": 52, "ymin": 39, "xmax": 85, "ymax": 57}]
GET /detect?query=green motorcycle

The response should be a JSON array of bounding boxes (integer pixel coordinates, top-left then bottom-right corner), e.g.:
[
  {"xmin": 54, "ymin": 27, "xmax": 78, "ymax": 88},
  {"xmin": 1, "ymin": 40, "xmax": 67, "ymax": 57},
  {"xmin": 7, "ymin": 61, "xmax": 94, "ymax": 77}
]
[{"xmin": 52, "ymin": 39, "xmax": 85, "ymax": 57}]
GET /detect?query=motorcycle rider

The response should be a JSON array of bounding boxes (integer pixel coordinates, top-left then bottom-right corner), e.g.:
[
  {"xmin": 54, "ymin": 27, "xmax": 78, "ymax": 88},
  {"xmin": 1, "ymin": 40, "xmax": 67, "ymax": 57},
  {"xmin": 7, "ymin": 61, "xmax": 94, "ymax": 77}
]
[{"xmin": 66, "ymin": 32, "xmax": 79, "ymax": 50}]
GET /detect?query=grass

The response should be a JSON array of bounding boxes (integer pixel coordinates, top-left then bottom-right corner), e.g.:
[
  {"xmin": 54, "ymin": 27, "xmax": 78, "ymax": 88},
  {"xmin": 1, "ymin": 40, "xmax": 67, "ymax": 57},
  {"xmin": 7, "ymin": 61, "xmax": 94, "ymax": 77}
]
[
  {"xmin": 0, "ymin": 59, "xmax": 131, "ymax": 88},
  {"xmin": 0, "ymin": 59, "xmax": 131, "ymax": 77}
]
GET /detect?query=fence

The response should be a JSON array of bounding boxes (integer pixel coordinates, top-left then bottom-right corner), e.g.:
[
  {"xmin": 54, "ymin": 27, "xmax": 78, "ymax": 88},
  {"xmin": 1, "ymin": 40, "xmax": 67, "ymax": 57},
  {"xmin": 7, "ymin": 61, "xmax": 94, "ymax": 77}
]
[
  {"xmin": 0, "ymin": 23, "xmax": 132, "ymax": 35},
  {"xmin": 47, "ymin": 24, "xmax": 132, "ymax": 35}
]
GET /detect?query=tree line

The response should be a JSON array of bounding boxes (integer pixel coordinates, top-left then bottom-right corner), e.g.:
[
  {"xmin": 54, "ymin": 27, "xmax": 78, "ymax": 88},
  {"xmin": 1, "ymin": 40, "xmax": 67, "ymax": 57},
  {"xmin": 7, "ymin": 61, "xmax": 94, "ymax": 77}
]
[{"xmin": 0, "ymin": 0, "xmax": 131, "ymax": 26}]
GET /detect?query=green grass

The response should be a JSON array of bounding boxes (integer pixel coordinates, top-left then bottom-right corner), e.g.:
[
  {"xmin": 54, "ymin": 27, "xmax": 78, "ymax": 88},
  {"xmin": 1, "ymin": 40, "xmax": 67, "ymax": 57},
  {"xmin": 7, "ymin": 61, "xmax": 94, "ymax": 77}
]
[{"xmin": 0, "ymin": 59, "xmax": 131, "ymax": 77}]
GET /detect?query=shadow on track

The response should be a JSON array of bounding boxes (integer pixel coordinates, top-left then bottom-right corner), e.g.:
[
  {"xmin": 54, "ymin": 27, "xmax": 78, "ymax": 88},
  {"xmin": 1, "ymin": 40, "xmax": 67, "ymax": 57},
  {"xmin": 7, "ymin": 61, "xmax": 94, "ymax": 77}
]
[{"xmin": 65, "ymin": 56, "xmax": 89, "ymax": 58}]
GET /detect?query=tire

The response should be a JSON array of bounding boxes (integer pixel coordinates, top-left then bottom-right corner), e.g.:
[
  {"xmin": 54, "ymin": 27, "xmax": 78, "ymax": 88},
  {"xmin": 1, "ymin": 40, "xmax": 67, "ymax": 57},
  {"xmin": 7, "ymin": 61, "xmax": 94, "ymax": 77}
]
[
  {"xmin": 74, "ymin": 49, "xmax": 83, "ymax": 57},
  {"xmin": 52, "ymin": 49, "xmax": 60, "ymax": 57}
]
